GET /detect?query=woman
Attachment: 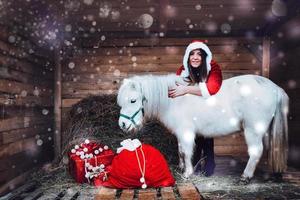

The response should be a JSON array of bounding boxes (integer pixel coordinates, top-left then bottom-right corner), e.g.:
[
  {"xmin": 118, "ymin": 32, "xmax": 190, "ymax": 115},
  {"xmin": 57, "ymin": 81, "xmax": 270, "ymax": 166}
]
[{"xmin": 168, "ymin": 40, "xmax": 222, "ymax": 176}]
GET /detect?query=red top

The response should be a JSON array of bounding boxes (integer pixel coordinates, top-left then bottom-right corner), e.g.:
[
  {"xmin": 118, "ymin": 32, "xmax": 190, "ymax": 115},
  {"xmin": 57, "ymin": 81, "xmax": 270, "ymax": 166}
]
[{"xmin": 176, "ymin": 60, "xmax": 223, "ymax": 95}]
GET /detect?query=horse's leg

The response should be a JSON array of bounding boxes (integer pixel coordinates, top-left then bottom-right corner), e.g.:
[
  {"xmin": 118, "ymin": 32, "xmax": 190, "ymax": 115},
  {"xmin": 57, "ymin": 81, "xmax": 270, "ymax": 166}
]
[
  {"xmin": 178, "ymin": 143, "xmax": 185, "ymax": 170},
  {"xmin": 241, "ymin": 129, "xmax": 264, "ymax": 184},
  {"xmin": 177, "ymin": 130, "xmax": 195, "ymax": 178}
]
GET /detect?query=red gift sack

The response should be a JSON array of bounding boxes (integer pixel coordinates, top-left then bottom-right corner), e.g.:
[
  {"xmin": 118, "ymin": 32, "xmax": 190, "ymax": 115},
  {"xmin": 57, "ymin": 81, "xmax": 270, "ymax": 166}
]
[
  {"xmin": 94, "ymin": 140, "xmax": 175, "ymax": 189},
  {"xmin": 68, "ymin": 140, "xmax": 115, "ymax": 183}
]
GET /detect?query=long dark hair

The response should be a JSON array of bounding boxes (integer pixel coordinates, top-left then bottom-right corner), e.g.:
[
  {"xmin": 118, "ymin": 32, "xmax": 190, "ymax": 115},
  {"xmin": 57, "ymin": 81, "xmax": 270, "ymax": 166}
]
[{"xmin": 188, "ymin": 49, "xmax": 208, "ymax": 83}]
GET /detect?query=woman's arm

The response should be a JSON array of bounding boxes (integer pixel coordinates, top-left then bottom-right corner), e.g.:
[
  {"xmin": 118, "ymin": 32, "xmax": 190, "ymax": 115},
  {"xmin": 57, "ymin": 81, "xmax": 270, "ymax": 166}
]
[
  {"xmin": 168, "ymin": 84, "xmax": 201, "ymax": 98},
  {"xmin": 169, "ymin": 60, "xmax": 222, "ymax": 98}
]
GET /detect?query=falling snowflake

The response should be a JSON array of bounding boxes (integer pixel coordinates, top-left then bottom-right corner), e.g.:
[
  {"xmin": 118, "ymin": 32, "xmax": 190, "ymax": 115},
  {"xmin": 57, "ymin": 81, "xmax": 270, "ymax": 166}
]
[
  {"xmin": 287, "ymin": 80, "xmax": 297, "ymax": 89},
  {"xmin": 164, "ymin": 5, "xmax": 177, "ymax": 18},
  {"xmin": 42, "ymin": 109, "xmax": 49, "ymax": 115},
  {"xmin": 68, "ymin": 62, "xmax": 75, "ymax": 69},
  {"xmin": 228, "ymin": 15, "xmax": 234, "ymax": 21},
  {"xmin": 37, "ymin": 139, "xmax": 43, "ymax": 146},
  {"xmin": 195, "ymin": 4, "xmax": 202, "ymax": 10},
  {"xmin": 239, "ymin": 85, "xmax": 252, "ymax": 96},
  {"xmin": 8, "ymin": 35, "xmax": 16, "ymax": 43},
  {"xmin": 64, "ymin": 0, "xmax": 80, "ymax": 11},
  {"xmin": 271, "ymin": 0, "xmax": 287, "ymax": 17},
  {"xmin": 254, "ymin": 122, "xmax": 266, "ymax": 134},
  {"xmin": 111, "ymin": 10, "xmax": 120, "ymax": 20},
  {"xmin": 99, "ymin": 2, "xmax": 111, "ymax": 18},
  {"xmin": 205, "ymin": 96, "xmax": 217, "ymax": 106},
  {"xmin": 113, "ymin": 69, "xmax": 121, "ymax": 77},
  {"xmin": 20, "ymin": 90, "xmax": 28, "ymax": 97},
  {"xmin": 137, "ymin": 14, "xmax": 154, "ymax": 29},
  {"xmin": 229, "ymin": 117, "xmax": 239, "ymax": 126},
  {"xmin": 83, "ymin": 0, "xmax": 94, "ymax": 5},
  {"xmin": 33, "ymin": 88, "xmax": 40, "ymax": 96},
  {"xmin": 205, "ymin": 21, "xmax": 218, "ymax": 33},
  {"xmin": 65, "ymin": 24, "xmax": 72, "ymax": 32},
  {"xmin": 131, "ymin": 56, "xmax": 137, "ymax": 62},
  {"xmin": 221, "ymin": 23, "xmax": 231, "ymax": 34}
]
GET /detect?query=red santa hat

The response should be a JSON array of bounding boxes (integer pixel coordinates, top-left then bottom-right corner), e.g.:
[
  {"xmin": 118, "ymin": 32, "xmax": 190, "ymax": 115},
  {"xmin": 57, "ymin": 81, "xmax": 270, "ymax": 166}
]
[{"xmin": 181, "ymin": 40, "xmax": 212, "ymax": 78}]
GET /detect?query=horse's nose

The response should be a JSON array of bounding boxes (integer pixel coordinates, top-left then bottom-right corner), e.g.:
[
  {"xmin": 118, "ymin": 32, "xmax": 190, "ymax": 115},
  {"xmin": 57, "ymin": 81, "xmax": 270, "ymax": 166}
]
[
  {"xmin": 121, "ymin": 122, "xmax": 126, "ymax": 129},
  {"xmin": 119, "ymin": 119, "xmax": 127, "ymax": 130}
]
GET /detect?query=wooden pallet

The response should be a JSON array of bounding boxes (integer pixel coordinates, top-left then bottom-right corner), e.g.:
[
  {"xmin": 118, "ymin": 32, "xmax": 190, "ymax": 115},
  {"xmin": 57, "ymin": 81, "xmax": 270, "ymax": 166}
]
[
  {"xmin": 95, "ymin": 183, "xmax": 201, "ymax": 200},
  {"xmin": 2, "ymin": 182, "xmax": 201, "ymax": 200}
]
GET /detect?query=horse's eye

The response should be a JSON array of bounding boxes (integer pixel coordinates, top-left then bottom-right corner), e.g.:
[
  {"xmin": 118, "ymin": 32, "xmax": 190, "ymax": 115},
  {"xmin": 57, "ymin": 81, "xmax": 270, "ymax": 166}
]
[{"xmin": 131, "ymin": 99, "xmax": 136, "ymax": 103}]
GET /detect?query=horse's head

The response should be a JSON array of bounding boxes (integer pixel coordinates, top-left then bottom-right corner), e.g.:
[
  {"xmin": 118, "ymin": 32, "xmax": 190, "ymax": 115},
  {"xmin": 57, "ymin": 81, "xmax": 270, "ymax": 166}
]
[{"xmin": 117, "ymin": 78, "xmax": 146, "ymax": 133}]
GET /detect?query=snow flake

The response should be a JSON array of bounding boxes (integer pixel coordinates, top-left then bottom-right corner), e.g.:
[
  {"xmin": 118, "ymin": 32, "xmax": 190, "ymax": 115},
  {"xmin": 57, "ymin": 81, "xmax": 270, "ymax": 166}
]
[
  {"xmin": 111, "ymin": 10, "xmax": 120, "ymax": 20},
  {"xmin": 20, "ymin": 90, "xmax": 28, "ymax": 97},
  {"xmin": 164, "ymin": 5, "xmax": 177, "ymax": 18},
  {"xmin": 131, "ymin": 56, "xmax": 137, "ymax": 62},
  {"xmin": 42, "ymin": 109, "xmax": 49, "ymax": 115},
  {"xmin": 228, "ymin": 15, "xmax": 234, "ymax": 21},
  {"xmin": 239, "ymin": 85, "xmax": 252, "ymax": 96},
  {"xmin": 220, "ymin": 23, "xmax": 231, "ymax": 34},
  {"xmin": 229, "ymin": 117, "xmax": 239, "ymax": 126},
  {"xmin": 185, "ymin": 18, "xmax": 191, "ymax": 24},
  {"xmin": 65, "ymin": 24, "xmax": 72, "ymax": 32},
  {"xmin": 287, "ymin": 80, "xmax": 297, "ymax": 89},
  {"xmin": 149, "ymin": 7, "xmax": 155, "ymax": 13},
  {"xmin": 271, "ymin": 0, "xmax": 287, "ymax": 17},
  {"xmin": 83, "ymin": 0, "xmax": 94, "ymax": 6},
  {"xmin": 99, "ymin": 2, "xmax": 111, "ymax": 18},
  {"xmin": 8, "ymin": 35, "xmax": 16, "ymax": 43},
  {"xmin": 37, "ymin": 139, "xmax": 43, "ymax": 146},
  {"xmin": 68, "ymin": 62, "xmax": 75, "ymax": 69},
  {"xmin": 137, "ymin": 14, "xmax": 153, "ymax": 29},
  {"xmin": 33, "ymin": 88, "xmax": 40, "ymax": 96},
  {"xmin": 205, "ymin": 21, "xmax": 217, "ymax": 33},
  {"xmin": 205, "ymin": 96, "xmax": 217, "ymax": 106},
  {"xmin": 183, "ymin": 131, "xmax": 194, "ymax": 143},
  {"xmin": 254, "ymin": 122, "xmax": 266, "ymax": 134},
  {"xmin": 113, "ymin": 69, "xmax": 121, "ymax": 77},
  {"xmin": 195, "ymin": 4, "xmax": 202, "ymax": 10}
]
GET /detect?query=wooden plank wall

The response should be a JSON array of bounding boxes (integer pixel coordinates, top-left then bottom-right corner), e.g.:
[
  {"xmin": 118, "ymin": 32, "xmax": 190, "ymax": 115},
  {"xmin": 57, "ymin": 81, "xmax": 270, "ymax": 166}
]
[
  {"xmin": 61, "ymin": 37, "xmax": 262, "ymax": 157},
  {"xmin": 0, "ymin": 25, "xmax": 55, "ymax": 195}
]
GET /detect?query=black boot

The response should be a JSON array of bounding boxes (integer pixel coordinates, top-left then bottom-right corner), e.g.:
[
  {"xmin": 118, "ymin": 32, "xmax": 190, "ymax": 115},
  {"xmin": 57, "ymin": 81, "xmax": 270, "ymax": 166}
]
[
  {"xmin": 192, "ymin": 136, "xmax": 204, "ymax": 174},
  {"xmin": 203, "ymin": 138, "xmax": 216, "ymax": 177}
]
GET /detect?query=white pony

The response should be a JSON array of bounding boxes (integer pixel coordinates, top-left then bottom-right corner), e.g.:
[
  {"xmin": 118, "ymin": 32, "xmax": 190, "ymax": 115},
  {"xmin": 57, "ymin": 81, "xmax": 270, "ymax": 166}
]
[{"xmin": 117, "ymin": 74, "xmax": 289, "ymax": 183}]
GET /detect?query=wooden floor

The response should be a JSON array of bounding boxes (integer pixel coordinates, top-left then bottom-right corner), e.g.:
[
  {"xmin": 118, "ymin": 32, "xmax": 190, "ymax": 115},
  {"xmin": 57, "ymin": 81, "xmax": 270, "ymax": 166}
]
[
  {"xmin": 2, "ymin": 156, "xmax": 300, "ymax": 200},
  {"xmin": 1, "ymin": 182, "xmax": 201, "ymax": 200}
]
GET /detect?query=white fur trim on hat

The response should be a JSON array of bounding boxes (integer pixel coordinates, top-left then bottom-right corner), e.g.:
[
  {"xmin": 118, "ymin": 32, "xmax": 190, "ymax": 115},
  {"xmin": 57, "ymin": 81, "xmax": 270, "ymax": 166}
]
[
  {"xmin": 199, "ymin": 82, "xmax": 211, "ymax": 97},
  {"xmin": 181, "ymin": 41, "xmax": 212, "ymax": 78}
]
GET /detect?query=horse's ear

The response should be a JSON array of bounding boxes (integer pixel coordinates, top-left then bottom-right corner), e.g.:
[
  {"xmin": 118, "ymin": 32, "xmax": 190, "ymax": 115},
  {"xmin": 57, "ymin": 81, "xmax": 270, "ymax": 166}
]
[
  {"xmin": 123, "ymin": 79, "xmax": 136, "ymax": 89},
  {"xmin": 123, "ymin": 78, "xmax": 129, "ymax": 84},
  {"xmin": 130, "ymin": 82, "xmax": 136, "ymax": 89}
]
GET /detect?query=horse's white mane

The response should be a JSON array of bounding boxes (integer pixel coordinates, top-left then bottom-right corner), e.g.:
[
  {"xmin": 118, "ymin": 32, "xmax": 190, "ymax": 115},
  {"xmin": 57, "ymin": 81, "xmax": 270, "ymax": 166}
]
[{"xmin": 118, "ymin": 74, "xmax": 178, "ymax": 119}]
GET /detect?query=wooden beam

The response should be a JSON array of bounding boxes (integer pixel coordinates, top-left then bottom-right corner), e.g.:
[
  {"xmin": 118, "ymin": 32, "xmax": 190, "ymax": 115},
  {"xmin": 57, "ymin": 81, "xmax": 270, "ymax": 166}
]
[
  {"xmin": 262, "ymin": 37, "xmax": 270, "ymax": 78},
  {"xmin": 54, "ymin": 46, "xmax": 62, "ymax": 161},
  {"xmin": 159, "ymin": 0, "xmax": 170, "ymax": 34}
]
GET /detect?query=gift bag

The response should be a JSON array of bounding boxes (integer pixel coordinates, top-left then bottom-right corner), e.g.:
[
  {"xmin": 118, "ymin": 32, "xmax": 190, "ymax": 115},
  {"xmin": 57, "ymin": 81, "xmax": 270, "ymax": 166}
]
[{"xmin": 94, "ymin": 139, "xmax": 175, "ymax": 189}]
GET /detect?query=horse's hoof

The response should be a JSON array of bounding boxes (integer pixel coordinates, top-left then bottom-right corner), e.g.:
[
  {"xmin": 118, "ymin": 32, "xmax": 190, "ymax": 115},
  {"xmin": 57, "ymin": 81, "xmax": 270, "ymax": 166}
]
[
  {"xmin": 238, "ymin": 176, "xmax": 251, "ymax": 185},
  {"xmin": 183, "ymin": 172, "xmax": 192, "ymax": 179}
]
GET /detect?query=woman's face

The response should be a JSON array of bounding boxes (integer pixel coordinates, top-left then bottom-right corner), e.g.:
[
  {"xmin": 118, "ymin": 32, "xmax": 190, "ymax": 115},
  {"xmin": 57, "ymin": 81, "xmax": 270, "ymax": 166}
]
[{"xmin": 189, "ymin": 49, "xmax": 202, "ymax": 68}]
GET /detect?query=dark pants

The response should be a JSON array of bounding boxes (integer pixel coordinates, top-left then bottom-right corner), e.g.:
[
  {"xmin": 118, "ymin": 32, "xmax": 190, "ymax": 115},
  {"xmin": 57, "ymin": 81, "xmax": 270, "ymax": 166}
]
[{"xmin": 192, "ymin": 136, "xmax": 215, "ymax": 176}]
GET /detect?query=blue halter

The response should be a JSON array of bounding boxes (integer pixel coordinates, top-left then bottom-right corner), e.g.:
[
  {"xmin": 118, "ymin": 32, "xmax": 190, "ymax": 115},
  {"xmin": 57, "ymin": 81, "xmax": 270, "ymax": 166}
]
[{"xmin": 119, "ymin": 97, "xmax": 147, "ymax": 127}]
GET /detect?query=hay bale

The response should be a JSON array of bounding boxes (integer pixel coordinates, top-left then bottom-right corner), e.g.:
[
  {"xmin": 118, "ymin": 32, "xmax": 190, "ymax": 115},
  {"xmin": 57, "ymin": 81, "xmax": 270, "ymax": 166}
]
[{"xmin": 62, "ymin": 95, "xmax": 179, "ymax": 165}]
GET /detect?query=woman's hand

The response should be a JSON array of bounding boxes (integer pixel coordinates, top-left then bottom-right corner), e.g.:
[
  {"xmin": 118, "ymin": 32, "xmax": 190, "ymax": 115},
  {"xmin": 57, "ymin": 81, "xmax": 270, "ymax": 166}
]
[{"xmin": 168, "ymin": 82, "xmax": 187, "ymax": 98}]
